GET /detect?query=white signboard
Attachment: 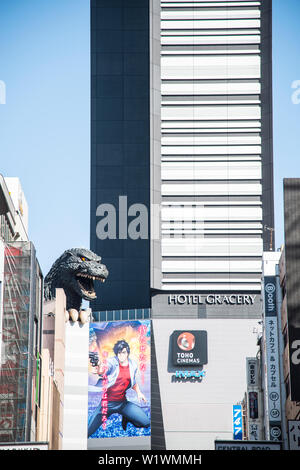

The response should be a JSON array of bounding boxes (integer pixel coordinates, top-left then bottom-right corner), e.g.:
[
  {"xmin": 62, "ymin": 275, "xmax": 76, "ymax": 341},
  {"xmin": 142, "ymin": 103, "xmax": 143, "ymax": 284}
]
[
  {"xmin": 263, "ymin": 276, "xmax": 282, "ymax": 442},
  {"xmin": 265, "ymin": 317, "xmax": 281, "ymax": 423},
  {"xmin": 249, "ymin": 423, "xmax": 260, "ymax": 441},
  {"xmin": 247, "ymin": 358, "xmax": 258, "ymax": 387}
]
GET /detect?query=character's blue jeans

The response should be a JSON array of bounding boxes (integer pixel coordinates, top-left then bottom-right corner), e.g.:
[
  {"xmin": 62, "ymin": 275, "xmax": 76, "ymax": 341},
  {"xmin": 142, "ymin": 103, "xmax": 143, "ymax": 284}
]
[{"xmin": 88, "ymin": 399, "xmax": 150, "ymax": 437}]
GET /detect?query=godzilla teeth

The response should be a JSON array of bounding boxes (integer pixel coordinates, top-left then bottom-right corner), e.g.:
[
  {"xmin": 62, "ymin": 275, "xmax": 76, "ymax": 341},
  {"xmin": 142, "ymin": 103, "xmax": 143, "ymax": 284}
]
[
  {"xmin": 77, "ymin": 273, "xmax": 105, "ymax": 282},
  {"xmin": 77, "ymin": 280, "xmax": 96, "ymax": 297}
]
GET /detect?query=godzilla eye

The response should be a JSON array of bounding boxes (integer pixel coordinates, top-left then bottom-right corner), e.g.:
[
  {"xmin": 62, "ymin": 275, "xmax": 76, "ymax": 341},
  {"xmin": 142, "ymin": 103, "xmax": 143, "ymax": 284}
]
[{"xmin": 81, "ymin": 257, "xmax": 86, "ymax": 262}]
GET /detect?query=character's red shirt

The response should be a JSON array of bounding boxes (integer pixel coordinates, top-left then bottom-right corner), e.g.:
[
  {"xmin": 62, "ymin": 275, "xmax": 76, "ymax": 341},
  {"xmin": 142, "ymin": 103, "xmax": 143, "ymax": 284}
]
[{"xmin": 107, "ymin": 363, "xmax": 131, "ymax": 401}]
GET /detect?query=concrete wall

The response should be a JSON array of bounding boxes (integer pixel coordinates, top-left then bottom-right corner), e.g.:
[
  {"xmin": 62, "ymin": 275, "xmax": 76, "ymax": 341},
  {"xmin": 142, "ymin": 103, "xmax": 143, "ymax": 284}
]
[
  {"xmin": 152, "ymin": 318, "xmax": 259, "ymax": 450},
  {"xmin": 4, "ymin": 177, "xmax": 29, "ymax": 241},
  {"xmin": 152, "ymin": 291, "xmax": 262, "ymax": 319},
  {"xmin": 41, "ymin": 290, "xmax": 90, "ymax": 450},
  {"xmin": 41, "ymin": 289, "xmax": 67, "ymax": 449},
  {"xmin": 62, "ymin": 321, "xmax": 89, "ymax": 450},
  {"xmin": 37, "ymin": 349, "xmax": 54, "ymax": 448}
]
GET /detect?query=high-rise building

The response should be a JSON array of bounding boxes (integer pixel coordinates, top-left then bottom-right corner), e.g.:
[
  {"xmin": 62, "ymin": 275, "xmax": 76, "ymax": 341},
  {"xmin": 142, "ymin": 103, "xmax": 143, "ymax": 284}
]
[
  {"xmin": 91, "ymin": 0, "xmax": 274, "ymax": 311},
  {"xmin": 90, "ymin": 0, "xmax": 275, "ymax": 450},
  {"xmin": 159, "ymin": 0, "xmax": 273, "ymax": 293},
  {"xmin": 90, "ymin": 0, "xmax": 161, "ymax": 311},
  {"xmin": 280, "ymin": 179, "xmax": 300, "ymax": 423}
]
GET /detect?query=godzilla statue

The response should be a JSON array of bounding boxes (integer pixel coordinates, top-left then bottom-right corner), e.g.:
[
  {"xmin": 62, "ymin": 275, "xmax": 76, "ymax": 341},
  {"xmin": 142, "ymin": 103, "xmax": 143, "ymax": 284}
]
[{"xmin": 44, "ymin": 248, "xmax": 108, "ymax": 323}]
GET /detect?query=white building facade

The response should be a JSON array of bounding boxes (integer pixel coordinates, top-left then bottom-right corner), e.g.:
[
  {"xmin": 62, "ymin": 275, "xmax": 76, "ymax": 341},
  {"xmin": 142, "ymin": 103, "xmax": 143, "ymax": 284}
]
[
  {"xmin": 160, "ymin": 0, "xmax": 273, "ymax": 293},
  {"xmin": 150, "ymin": 0, "xmax": 275, "ymax": 450}
]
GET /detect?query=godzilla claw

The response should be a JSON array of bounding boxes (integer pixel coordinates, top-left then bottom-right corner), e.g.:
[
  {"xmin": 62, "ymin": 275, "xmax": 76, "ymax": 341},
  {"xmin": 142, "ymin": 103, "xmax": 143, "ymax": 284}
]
[
  {"xmin": 66, "ymin": 309, "xmax": 90, "ymax": 324},
  {"xmin": 79, "ymin": 310, "xmax": 89, "ymax": 324},
  {"xmin": 69, "ymin": 309, "xmax": 79, "ymax": 322}
]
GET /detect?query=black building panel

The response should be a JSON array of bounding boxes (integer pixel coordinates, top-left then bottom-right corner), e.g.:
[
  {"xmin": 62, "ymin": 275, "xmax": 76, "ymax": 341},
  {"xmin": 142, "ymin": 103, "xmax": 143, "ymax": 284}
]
[
  {"xmin": 90, "ymin": 0, "xmax": 151, "ymax": 311},
  {"xmin": 283, "ymin": 178, "xmax": 300, "ymax": 401}
]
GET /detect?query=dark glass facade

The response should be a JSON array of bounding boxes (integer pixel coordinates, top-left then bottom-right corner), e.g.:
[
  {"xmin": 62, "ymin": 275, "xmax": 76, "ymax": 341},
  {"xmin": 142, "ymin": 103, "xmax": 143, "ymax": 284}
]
[
  {"xmin": 283, "ymin": 179, "xmax": 300, "ymax": 401},
  {"xmin": 92, "ymin": 308, "xmax": 150, "ymax": 323},
  {"xmin": 90, "ymin": 0, "xmax": 151, "ymax": 311}
]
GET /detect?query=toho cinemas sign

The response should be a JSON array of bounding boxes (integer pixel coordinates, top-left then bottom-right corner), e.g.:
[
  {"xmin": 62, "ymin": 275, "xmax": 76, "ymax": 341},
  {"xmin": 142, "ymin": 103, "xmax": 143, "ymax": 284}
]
[{"xmin": 169, "ymin": 330, "xmax": 208, "ymax": 384}]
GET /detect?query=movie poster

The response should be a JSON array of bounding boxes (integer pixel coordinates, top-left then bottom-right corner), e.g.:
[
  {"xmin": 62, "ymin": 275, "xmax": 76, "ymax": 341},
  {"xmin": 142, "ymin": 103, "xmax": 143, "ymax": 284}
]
[{"xmin": 88, "ymin": 320, "xmax": 151, "ymax": 439}]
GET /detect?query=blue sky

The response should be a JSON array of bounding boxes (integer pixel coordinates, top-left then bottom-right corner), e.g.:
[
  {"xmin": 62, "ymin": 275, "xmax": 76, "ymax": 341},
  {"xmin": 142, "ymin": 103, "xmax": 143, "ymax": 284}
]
[
  {"xmin": 272, "ymin": 0, "xmax": 300, "ymax": 248},
  {"xmin": 0, "ymin": 0, "xmax": 300, "ymax": 275},
  {"xmin": 0, "ymin": 0, "xmax": 90, "ymax": 274}
]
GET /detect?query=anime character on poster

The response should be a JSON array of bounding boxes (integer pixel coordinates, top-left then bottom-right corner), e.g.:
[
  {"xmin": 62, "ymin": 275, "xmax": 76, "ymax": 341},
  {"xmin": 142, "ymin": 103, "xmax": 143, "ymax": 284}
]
[{"xmin": 88, "ymin": 335, "xmax": 150, "ymax": 437}]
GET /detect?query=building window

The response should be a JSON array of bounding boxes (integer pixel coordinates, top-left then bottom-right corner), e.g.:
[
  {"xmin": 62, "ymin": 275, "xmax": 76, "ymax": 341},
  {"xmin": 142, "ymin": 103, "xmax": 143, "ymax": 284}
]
[
  {"xmin": 92, "ymin": 308, "xmax": 151, "ymax": 322},
  {"xmin": 100, "ymin": 312, "xmax": 106, "ymax": 322},
  {"xmin": 121, "ymin": 310, "xmax": 128, "ymax": 320},
  {"xmin": 129, "ymin": 309, "xmax": 135, "ymax": 320}
]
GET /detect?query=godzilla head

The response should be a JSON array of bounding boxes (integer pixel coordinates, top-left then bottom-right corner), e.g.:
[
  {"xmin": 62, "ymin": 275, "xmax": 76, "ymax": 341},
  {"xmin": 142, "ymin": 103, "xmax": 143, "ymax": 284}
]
[{"xmin": 44, "ymin": 248, "xmax": 109, "ymax": 309}]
